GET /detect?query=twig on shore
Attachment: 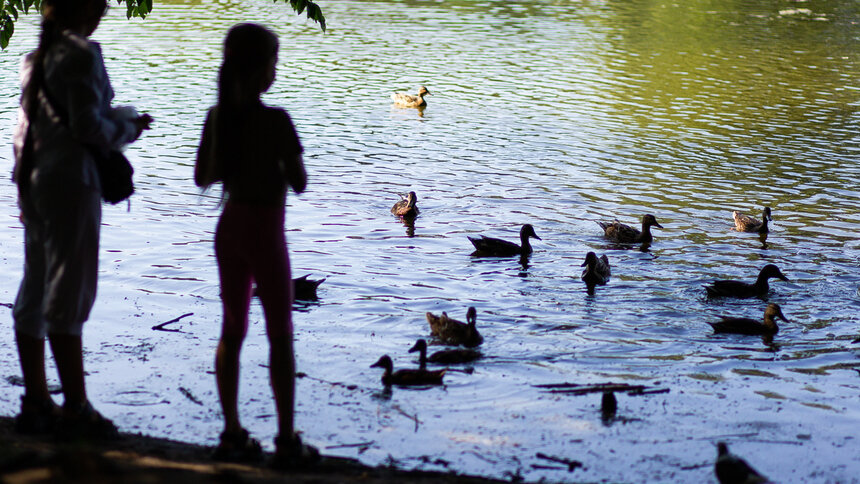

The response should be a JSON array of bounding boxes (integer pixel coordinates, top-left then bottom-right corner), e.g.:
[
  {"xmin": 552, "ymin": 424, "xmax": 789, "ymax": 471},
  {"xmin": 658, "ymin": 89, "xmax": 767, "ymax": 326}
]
[
  {"xmin": 179, "ymin": 387, "xmax": 203, "ymax": 406},
  {"xmin": 325, "ymin": 441, "xmax": 375, "ymax": 450},
  {"xmin": 152, "ymin": 313, "xmax": 193, "ymax": 332},
  {"xmin": 536, "ymin": 452, "xmax": 583, "ymax": 472},
  {"xmin": 393, "ymin": 404, "xmax": 421, "ymax": 431},
  {"xmin": 533, "ymin": 382, "xmax": 669, "ymax": 396}
]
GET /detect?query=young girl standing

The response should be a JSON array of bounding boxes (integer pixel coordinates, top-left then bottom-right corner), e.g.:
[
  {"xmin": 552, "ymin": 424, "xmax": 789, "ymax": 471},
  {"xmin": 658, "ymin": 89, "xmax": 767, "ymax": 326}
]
[{"xmin": 195, "ymin": 23, "xmax": 315, "ymax": 466}]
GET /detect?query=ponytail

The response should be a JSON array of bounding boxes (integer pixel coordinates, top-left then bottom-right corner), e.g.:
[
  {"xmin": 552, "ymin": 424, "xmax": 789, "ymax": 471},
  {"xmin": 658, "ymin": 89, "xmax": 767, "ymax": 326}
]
[{"xmin": 213, "ymin": 23, "xmax": 279, "ymax": 191}]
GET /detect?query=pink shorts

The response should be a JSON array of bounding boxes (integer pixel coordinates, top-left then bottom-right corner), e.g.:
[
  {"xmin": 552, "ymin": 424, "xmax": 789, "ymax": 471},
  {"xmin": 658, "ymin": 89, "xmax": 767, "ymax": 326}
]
[{"xmin": 215, "ymin": 201, "xmax": 293, "ymax": 340}]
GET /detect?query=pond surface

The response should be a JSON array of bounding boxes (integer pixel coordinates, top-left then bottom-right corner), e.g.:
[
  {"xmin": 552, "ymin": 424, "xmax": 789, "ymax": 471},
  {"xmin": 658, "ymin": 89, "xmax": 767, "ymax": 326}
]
[{"xmin": 1, "ymin": 0, "xmax": 859, "ymax": 482}]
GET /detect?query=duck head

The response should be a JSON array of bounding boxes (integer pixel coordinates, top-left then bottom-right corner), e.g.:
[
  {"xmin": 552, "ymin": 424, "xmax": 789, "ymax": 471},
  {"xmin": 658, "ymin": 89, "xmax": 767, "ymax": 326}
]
[
  {"xmin": 418, "ymin": 86, "xmax": 430, "ymax": 97},
  {"xmin": 764, "ymin": 303, "xmax": 789, "ymax": 323},
  {"xmin": 582, "ymin": 251, "xmax": 598, "ymax": 268},
  {"xmin": 762, "ymin": 206, "xmax": 772, "ymax": 221},
  {"xmin": 642, "ymin": 214, "xmax": 663, "ymax": 229},
  {"xmin": 466, "ymin": 306, "xmax": 478, "ymax": 327},
  {"xmin": 408, "ymin": 339, "xmax": 428, "ymax": 355},
  {"xmin": 406, "ymin": 191, "xmax": 418, "ymax": 208},
  {"xmin": 370, "ymin": 355, "xmax": 394, "ymax": 373},
  {"xmin": 760, "ymin": 264, "xmax": 789, "ymax": 282},
  {"xmin": 520, "ymin": 224, "xmax": 542, "ymax": 241}
]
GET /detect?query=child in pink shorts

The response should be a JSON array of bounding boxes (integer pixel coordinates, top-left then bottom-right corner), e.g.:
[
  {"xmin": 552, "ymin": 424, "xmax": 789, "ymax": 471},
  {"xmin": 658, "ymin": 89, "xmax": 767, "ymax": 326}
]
[{"xmin": 195, "ymin": 23, "xmax": 314, "ymax": 467}]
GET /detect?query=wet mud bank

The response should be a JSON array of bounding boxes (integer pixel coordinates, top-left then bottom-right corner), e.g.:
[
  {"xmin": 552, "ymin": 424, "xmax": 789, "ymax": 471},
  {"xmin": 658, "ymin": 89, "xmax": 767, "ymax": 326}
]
[{"xmin": 0, "ymin": 416, "xmax": 508, "ymax": 484}]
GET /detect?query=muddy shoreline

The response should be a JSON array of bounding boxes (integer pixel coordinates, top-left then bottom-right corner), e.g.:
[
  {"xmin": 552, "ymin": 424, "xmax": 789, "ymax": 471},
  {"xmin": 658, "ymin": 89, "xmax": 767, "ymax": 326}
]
[{"xmin": 0, "ymin": 416, "xmax": 512, "ymax": 484}]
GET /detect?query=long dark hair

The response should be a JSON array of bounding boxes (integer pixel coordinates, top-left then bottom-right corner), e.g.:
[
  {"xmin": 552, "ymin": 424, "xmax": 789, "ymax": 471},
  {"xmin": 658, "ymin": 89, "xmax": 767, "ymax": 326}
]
[
  {"xmin": 15, "ymin": 0, "xmax": 107, "ymax": 191},
  {"xmin": 214, "ymin": 23, "xmax": 279, "ymax": 189}
]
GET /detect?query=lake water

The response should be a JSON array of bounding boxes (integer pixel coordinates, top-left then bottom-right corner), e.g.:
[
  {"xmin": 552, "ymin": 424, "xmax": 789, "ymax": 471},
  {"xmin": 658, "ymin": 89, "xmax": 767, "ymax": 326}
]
[{"xmin": 1, "ymin": 0, "xmax": 859, "ymax": 482}]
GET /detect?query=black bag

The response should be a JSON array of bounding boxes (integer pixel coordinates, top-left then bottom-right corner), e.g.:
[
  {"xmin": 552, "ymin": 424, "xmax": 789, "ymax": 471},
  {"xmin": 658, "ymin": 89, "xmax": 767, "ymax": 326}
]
[
  {"xmin": 36, "ymin": 87, "xmax": 135, "ymax": 204},
  {"xmin": 93, "ymin": 149, "xmax": 134, "ymax": 204}
]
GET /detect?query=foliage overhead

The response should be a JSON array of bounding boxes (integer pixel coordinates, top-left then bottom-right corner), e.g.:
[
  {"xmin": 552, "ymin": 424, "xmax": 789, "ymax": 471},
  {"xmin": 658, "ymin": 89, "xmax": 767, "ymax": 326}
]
[{"xmin": 0, "ymin": 0, "xmax": 324, "ymax": 49}]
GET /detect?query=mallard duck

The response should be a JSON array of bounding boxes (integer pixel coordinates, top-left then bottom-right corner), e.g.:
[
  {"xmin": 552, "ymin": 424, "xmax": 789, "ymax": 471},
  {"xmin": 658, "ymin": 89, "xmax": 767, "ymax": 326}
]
[
  {"xmin": 597, "ymin": 214, "xmax": 663, "ymax": 244},
  {"xmin": 293, "ymin": 275, "xmax": 325, "ymax": 301},
  {"xmin": 705, "ymin": 264, "xmax": 788, "ymax": 299},
  {"xmin": 391, "ymin": 191, "xmax": 419, "ymax": 217},
  {"xmin": 708, "ymin": 303, "xmax": 788, "ymax": 335},
  {"xmin": 714, "ymin": 442, "xmax": 769, "ymax": 484},
  {"xmin": 581, "ymin": 252, "xmax": 611, "ymax": 293},
  {"xmin": 425, "ymin": 306, "xmax": 483, "ymax": 347},
  {"xmin": 370, "ymin": 355, "xmax": 445, "ymax": 386},
  {"xmin": 391, "ymin": 86, "xmax": 430, "ymax": 108},
  {"xmin": 733, "ymin": 207, "xmax": 771, "ymax": 233},
  {"xmin": 468, "ymin": 224, "xmax": 541, "ymax": 257},
  {"xmin": 409, "ymin": 338, "xmax": 482, "ymax": 367}
]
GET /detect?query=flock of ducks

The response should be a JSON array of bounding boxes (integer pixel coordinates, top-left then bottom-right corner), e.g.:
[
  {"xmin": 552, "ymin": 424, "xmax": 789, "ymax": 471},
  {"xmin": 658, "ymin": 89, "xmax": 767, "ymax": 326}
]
[
  {"xmin": 382, "ymin": 97, "xmax": 788, "ymax": 478},
  {"xmin": 371, "ymin": 196, "xmax": 791, "ymax": 387}
]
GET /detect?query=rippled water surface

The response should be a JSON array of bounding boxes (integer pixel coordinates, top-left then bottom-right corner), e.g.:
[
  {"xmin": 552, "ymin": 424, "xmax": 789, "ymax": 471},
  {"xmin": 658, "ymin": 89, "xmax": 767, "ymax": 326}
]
[{"xmin": 1, "ymin": 1, "xmax": 859, "ymax": 482}]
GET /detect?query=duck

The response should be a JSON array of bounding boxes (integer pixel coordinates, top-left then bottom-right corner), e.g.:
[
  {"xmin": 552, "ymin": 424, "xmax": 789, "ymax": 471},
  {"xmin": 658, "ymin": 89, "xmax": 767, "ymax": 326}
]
[
  {"xmin": 581, "ymin": 252, "xmax": 611, "ymax": 293},
  {"xmin": 391, "ymin": 191, "xmax": 419, "ymax": 217},
  {"xmin": 704, "ymin": 264, "xmax": 789, "ymax": 299},
  {"xmin": 391, "ymin": 86, "xmax": 430, "ymax": 108},
  {"xmin": 293, "ymin": 274, "xmax": 325, "ymax": 301},
  {"xmin": 708, "ymin": 303, "xmax": 788, "ymax": 335},
  {"xmin": 732, "ymin": 206, "xmax": 771, "ymax": 233},
  {"xmin": 468, "ymin": 224, "xmax": 541, "ymax": 257},
  {"xmin": 425, "ymin": 306, "xmax": 483, "ymax": 347},
  {"xmin": 714, "ymin": 442, "xmax": 769, "ymax": 484},
  {"xmin": 409, "ymin": 338, "xmax": 482, "ymax": 367},
  {"xmin": 597, "ymin": 214, "xmax": 663, "ymax": 245},
  {"xmin": 370, "ymin": 355, "xmax": 445, "ymax": 386}
]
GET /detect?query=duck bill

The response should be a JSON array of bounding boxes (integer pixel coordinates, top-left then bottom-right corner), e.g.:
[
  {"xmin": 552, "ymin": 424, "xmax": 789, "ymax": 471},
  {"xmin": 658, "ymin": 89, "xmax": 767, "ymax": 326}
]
[{"xmin": 653, "ymin": 222, "xmax": 664, "ymax": 229}]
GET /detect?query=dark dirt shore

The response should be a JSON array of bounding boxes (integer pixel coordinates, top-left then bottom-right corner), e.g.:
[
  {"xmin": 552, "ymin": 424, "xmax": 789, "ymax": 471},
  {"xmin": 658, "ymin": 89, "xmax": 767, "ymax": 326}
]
[{"xmin": 0, "ymin": 416, "xmax": 509, "ymax": 484}]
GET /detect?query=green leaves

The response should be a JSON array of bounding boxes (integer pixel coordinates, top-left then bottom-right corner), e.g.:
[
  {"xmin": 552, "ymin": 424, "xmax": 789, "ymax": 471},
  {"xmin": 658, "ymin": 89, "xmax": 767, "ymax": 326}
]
[
  {"xmin": 1, "ymin": 0, "xmax": 40, "ymax": 48},
  {"xmin": 123, "ymin": 0, "xmax": 153, "ymax": 20},
  {"xmin": 0, "ymin": 0, "xmax": 325, "ymax": 50},
  {"xmin": 286, "ymin": 0, "xmax": 326, "ymax": 32}
]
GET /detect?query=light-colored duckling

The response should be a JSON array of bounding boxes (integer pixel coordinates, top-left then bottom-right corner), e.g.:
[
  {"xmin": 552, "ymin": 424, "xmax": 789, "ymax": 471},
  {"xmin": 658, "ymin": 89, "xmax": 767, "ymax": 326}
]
[
  {"xmin": 733, "ymin": 206, "xmax": 771, "ymax": 233},
  {"xmin": 468, "ymin": 224, "xmax": 541, "ymax": 257},
  {"xmin": 425, "ymin": 306, "xmax": 483, "ymax": 347},
  {"xmin": 391, "ymin": 191, "xmax": 419, "ymax": 217},
  {"xmin": 370, "ymin": 355, "xmax": 444, "ymax": 386},
  {"xmin": 391, "ymin": 86, "xmax": 430, "ymax": 108},
  {"xmin": 597, "ymin": 214, "xmax": 663, "ymax": 245},
  {"xmin": 708, "ymin": 303, "xmax": 788, "ymax": 336}
]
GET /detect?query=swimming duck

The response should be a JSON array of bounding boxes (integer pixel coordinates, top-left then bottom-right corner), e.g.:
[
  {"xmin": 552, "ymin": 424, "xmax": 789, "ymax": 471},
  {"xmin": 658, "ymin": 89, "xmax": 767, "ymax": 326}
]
[
  {"xmin": 597, "ymin": 214, "xmax": 663, "ymax": 245},
  {"xmin": 581, "ymin": 252, "xmax": 611, "ymax": 293},
  {"xmin": 468, "ymin": 224, "xmax": 541, "ymax": 257},
  {"xmin": 704, "ymin": 264, "xmax": 789, "ymax": 299},
  {"xmin": 409, "ymin": 338, "xmax": 482, "ymax": 367},
  {"xmin": 708, "ymin": 303, "xmax": 788, "ymax": 335},
  {"xmin": 391, "ymin": 86, "xmax": 430, "ymax": 108},
  {"xmin": 293, "ymin": 275, "xmax": 325, "ymax": 301},
  {"xmin": 714, "ymin": 442, "xmax": 769, "ymax": 484},
  {"xmin": 425, "ymin": 306, "xmax": 483, "ymax": 347},
  {"xmin": 391, "ymin": 191, "xmax": 419, "ymax": 217},
  {"xmin": 370, "ymin": 355, "xmax": 445, "ymax": 386},
  {"xmin": 733, "ymin": 206, "xmax": 771, "ymax": 233}
]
